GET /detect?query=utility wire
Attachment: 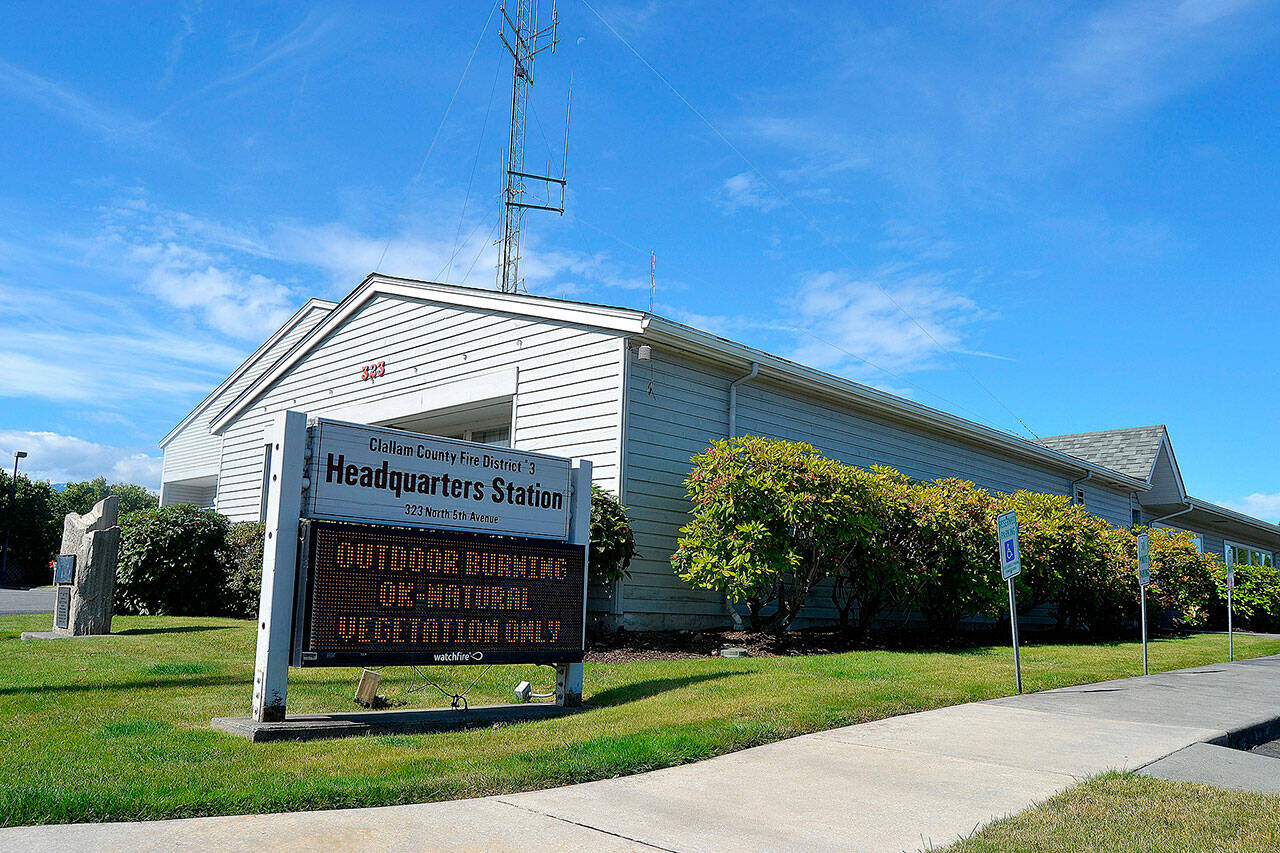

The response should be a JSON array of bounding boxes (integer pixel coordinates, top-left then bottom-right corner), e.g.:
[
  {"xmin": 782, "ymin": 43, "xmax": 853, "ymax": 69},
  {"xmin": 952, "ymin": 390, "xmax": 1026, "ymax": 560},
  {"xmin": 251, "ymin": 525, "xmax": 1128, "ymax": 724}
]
[
  {"xmin": 376, "ymin": 0, "xmax": 501, "ymax": 273},
  {"xmin": 577, "ymin": 0, "xmax": 1040, "ymax": 441},
  {"xmin": 445, "ymin": 56, "xmax": 506, "ymax": 282}
]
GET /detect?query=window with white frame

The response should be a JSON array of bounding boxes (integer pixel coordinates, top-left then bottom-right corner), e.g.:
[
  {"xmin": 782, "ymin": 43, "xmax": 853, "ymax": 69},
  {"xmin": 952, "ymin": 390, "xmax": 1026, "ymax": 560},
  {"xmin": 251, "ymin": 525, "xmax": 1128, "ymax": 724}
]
[{"xmin": 1225, "ymin": 542, "xmax": 1274, "ymax": 569}]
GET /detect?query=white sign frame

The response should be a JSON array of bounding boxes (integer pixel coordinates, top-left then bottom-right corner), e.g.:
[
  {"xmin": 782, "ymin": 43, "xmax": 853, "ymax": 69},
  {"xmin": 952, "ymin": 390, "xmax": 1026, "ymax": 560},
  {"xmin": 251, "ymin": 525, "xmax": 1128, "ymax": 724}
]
[
  {"xmin": 249, "ymin": 410, "xmax": 591, "ymax": 724},
  {"xmin": 305, "ymin": 417, "xmax": 572, "ymax": 541}
]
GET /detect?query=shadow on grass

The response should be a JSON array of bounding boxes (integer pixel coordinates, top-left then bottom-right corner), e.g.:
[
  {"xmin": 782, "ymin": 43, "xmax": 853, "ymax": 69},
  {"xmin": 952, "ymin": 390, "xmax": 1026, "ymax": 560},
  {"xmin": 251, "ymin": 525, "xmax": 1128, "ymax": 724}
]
[
  {"xmin": 115, "ymin": 625, "xmax": 236, "ymax": 637},
  {"xmin": 588, "ymin": 670, "xmax": 747, "ymax": 707},
  {"xmin": 0, "ymin": 674, "xmax": 242, "ymax": 696}
]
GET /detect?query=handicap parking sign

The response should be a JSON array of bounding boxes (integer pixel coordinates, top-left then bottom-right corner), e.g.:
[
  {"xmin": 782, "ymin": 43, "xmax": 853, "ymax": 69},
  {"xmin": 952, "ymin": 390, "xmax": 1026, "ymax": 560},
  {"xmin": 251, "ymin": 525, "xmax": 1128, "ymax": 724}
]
[{"xmin": 997, "ymin": 510, "xmax": 1021, "ymax": 580}]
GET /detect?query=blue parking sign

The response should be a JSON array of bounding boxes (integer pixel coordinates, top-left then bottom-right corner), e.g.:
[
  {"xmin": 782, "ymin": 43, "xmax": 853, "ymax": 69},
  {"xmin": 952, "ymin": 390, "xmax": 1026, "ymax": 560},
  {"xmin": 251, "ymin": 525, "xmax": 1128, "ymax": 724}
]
[{"xmin": 997, "ymin": 510, "xmax": 1021, "ymax": 580}]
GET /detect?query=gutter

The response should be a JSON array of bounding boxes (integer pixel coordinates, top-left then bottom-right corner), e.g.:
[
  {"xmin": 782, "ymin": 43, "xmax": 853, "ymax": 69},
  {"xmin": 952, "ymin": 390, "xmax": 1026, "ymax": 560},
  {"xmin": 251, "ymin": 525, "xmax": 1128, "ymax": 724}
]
[
  {"xmin": 1150, "ymin": 503, "xmax": 1194, "ymax": 526},
  {"xmin": 727, "ymin": 362, "xmax": 760, "ymax": 438}
]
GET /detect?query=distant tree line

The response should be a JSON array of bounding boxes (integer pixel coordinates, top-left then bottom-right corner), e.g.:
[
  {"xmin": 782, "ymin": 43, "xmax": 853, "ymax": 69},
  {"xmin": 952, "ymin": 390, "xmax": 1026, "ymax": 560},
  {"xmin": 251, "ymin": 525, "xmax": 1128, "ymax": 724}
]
[{"xmin": 0, "ymin": 474, "xmax": 158, "ymax": 586}]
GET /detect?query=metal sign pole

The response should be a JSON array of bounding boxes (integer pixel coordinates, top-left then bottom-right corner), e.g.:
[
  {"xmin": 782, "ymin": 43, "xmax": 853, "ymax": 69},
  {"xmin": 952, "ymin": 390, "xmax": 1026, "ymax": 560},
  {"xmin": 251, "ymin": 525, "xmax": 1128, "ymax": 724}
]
[
  {"xmin": 996, "ymin": 509, "xmax": 1023, "ymax": 694},
  {"xmin": 1140, "ymin": 585, "xmax": 1148, "ymax": 676},
  {"xmin": 1228, "ymin": 582, "xmax": 1234, "ymax": 663},
  {"xmin": 1007, "ymin": 577, "xmax": 1022, "ymax": 693},
  {"xmin": 1138, "ymin": 531, "xmax": 1150, "ymax": 676}
]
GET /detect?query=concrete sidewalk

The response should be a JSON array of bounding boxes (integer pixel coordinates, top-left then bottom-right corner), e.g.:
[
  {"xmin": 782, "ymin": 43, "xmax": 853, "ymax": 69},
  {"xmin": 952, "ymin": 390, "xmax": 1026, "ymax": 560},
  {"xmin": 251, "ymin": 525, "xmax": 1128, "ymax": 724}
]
[{"xmin": 6, "ymin": 656, "xmax": 1280, "ymax": 853}]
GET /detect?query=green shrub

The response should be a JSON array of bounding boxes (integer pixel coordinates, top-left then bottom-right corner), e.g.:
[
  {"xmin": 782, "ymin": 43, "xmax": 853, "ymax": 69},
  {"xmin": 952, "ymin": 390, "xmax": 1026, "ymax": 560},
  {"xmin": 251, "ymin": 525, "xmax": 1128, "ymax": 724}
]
[
  {"xmin": 1217, "ymin": 559, "xmax": 1280, "ymax": 632},
  {"xmin": 222, "ymin": 521, "xmax": 265, "ymax": 619},
  {"xmin": 995, "ymin": 490, "xmax": 1115, "ymax": 633},
  {"xmin": 674, "ymin": 436, "xmax": 874, "ymax": 631},
  {"xmin": 116, "ymin": 505, "xmax": 230, "ymax": 616},
  {"xmin": 589, "ymin": 486, "xmax": 636, "ymax": 583},
  {"xmin": 830, "ymin": 466, "xmax": 917, "ymax": 631},
  {"xmin": 1107, "ymin": 526, "xmax": 1221, "ymax": 629},
  {"xmin": 910, "ymin": 477, "xmax": 1002, "ymax": 634}
]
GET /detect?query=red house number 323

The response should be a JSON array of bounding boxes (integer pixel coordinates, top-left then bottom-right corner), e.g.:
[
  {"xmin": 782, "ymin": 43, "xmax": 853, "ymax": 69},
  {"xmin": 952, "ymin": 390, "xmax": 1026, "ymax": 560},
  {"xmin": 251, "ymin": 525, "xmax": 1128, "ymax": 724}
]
[{"xmin": 360, "ymin": 361, "xmax": 386, "ymax": 381}]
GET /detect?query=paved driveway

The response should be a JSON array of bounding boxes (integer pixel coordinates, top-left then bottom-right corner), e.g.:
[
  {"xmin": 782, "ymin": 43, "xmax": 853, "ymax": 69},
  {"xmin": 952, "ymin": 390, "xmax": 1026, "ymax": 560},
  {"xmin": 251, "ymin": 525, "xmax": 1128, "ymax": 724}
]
[{"xmin": 0, "ymin": 586, "xmax": 54, "ymax": 615}]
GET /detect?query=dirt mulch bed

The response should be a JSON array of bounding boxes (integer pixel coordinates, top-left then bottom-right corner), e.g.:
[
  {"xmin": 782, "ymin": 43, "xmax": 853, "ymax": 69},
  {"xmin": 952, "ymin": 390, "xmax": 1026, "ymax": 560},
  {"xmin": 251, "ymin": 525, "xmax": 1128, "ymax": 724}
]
[
  {"xmin": 581, "ymin": 625, "xmax": 1187, "ymax": 664},
  {"xmin": 583, "ymin": 626, "xmax": 900, "ymax": 663}
]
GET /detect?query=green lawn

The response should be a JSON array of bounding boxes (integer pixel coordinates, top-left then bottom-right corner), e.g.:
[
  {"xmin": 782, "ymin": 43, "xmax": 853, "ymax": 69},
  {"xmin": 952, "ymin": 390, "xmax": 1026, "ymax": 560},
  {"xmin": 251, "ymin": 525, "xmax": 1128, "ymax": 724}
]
[
  {"xmin": 2, "ymin": 614, "xmax": 1276, "ymax": 826},
  {"xmin": 946, "ymin": 773, "xmax": 1280, "ymax": 852}
]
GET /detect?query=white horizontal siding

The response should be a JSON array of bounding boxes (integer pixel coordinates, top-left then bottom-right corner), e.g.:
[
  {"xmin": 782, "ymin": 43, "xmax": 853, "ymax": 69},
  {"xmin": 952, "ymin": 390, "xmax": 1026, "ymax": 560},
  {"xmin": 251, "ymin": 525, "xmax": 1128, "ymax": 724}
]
[
  {"xmin": 161, "ymin": 304, "xmax": 330, "ymax": 484},
  {"xmin": 736, "ymin": 376, "xmax": 1136, "ymax": 528},
  {"xmin": 621, "ymin": 346, "xmax": 1143, "ymax": 628},
  {"xmin": 215, "ymin": 294, "xmax": 625, "ymax": 524}
]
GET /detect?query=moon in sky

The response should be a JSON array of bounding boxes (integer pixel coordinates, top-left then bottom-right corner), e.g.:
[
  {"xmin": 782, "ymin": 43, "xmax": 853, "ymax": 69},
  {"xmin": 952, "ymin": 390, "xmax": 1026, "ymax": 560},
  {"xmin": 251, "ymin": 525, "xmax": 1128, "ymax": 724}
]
[{"xmin": 577, "ymin": 37, "xmax": 585, "ymax": 45}]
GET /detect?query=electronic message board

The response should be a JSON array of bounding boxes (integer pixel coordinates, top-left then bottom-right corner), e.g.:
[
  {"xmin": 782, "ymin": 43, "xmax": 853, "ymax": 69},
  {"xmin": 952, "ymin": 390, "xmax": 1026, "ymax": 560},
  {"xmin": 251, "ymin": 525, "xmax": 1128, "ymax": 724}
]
[{"xmin": 292, "ymin": 520, "xmax": 585, "ymax": 667}]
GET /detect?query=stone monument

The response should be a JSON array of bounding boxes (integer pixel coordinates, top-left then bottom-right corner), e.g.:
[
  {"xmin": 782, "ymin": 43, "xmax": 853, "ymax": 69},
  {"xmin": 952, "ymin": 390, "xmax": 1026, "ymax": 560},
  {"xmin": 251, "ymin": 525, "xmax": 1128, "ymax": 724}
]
[{"xmin": 50, "ymin": 495, "xmax": 120, "ymax": 636}]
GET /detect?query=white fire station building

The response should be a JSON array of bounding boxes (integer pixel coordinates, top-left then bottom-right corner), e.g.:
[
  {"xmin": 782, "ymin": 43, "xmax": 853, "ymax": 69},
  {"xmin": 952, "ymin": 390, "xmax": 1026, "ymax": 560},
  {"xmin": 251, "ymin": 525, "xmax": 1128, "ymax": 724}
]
[{"xmin": 160, "ymin": 274, "xmax": 1280, "ymax": 629}]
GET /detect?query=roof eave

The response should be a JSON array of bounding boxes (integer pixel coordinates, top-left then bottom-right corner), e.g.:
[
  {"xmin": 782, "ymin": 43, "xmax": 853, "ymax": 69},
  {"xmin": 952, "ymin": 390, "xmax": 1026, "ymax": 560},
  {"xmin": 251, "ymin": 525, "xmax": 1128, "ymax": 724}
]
[
  {"xmin": 158, "ymin": 297, "xmax": 338, "ymax": 449},
  {"xmin": 1187, "ymin": 496, "xmax": 1280, "ymax": 542}
]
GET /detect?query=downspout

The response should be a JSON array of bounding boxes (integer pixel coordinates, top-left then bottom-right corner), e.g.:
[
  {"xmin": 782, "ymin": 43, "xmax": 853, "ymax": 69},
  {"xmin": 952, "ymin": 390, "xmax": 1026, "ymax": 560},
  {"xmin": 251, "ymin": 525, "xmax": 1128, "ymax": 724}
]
[
  {"xmin": 727, "ymin": 362, "xmax": 759, "ymax": 438},
  {"xmin": 1069, "ymin": 470, "xmax": 1092, "ymax": 504},
  {"xmin": 1149, "ymin": 503, "xmax": 1194, "ymax": 527},
  {"xmin": 726, "ymin": 361, "xmax": 759, "ymax": 630}
]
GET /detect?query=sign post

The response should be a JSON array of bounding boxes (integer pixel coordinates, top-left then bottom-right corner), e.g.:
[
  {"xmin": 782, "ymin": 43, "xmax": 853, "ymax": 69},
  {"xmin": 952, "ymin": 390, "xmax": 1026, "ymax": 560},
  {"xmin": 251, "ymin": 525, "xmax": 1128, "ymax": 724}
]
[
  {"xmin": 996, "ymin": 510, "xmax": 1023, "ymax": 693},
  {"xmin": 1226, "ymin": 554, "xmax": 1235, "ymax": 662},
  {"xmin": 251, "ymin": 410, "xmax": 308, "ymax": 722},
  {"xmin": 1137, "ymin": 531, "xmax": 1150, "ymax": 676}
]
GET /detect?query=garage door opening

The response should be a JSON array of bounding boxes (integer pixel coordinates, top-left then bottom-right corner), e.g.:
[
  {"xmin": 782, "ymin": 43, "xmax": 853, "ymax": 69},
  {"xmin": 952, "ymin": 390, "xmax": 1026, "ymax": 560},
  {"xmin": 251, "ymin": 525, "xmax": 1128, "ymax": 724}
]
[{"xmin": 377, "ymin": 397, "xmax": 513, "ymax": 449}]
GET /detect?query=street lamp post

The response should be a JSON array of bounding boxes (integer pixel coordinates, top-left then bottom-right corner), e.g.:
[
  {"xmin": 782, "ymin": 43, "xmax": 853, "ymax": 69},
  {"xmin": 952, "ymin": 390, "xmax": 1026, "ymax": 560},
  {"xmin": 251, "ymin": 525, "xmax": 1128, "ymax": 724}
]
[{"xmin": 1, "ymin": 451, "xmax": 28, "ymax": 582}]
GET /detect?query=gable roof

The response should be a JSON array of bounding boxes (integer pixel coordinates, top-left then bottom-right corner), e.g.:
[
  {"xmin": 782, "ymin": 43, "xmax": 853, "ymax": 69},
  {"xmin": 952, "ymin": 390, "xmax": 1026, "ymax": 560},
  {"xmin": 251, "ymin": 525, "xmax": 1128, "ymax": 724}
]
[
  {"xmin": 204, "ymin": 273, "xmax": 1149, "ymax": 492},
  {"xmin": 207, "ymin": 274, "xmax": 648, "ymax": 435},
  {"xmin": 159, "ymin": 298, "xmax": 336, "ymax": 448},
  {"xmin": 1038, "ymin": 426, "xmax": 1170, "ymax": 482}
]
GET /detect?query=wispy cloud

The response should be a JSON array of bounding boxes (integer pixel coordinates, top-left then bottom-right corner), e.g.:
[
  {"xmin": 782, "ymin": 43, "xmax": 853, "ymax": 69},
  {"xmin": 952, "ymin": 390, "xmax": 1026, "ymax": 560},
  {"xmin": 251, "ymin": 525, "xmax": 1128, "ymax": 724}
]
[
  {"xmin": 0, "ymin": 430, "xmax": 162, "ymax": 488},
  {"xmin": 159, "ymin": 1, "xmax": 202, "ymax": 89},
  {"xmin": 786, "ymin": 268, "xmax": 992, "ymax": 377},
  {"xmin": 156, "ymin": 9, "xmax": 341, "ymax": 119},
  {"xmin": 0, "ymin": 57, "xmax": 156, "ymax": 141},
  {"xmin": 1055, "ymin": 0, "xmax": 1266, "ymax": 116},
  {"xmin": 717, "ymin": 171, "xmax": 784, "ymax": 213},
  {"xmin": 1223, "ymin": 492, "xmax": 1280, "ymax": 524}
]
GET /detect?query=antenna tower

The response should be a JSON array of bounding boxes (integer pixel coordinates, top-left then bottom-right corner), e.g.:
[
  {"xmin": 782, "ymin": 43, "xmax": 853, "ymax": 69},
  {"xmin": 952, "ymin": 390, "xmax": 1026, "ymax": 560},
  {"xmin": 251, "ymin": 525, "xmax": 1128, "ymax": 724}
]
[{"xmin": 497, "ymin": 0, "xmax": 569, "ymax": 293}]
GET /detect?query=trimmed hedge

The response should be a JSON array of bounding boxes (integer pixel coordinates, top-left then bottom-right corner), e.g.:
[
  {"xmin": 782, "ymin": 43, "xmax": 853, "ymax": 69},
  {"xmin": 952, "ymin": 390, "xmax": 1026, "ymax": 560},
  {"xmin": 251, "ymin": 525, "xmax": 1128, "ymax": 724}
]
[
  {"xmin": 674, "ymin": 436, "xmax": 1265, "ymax": 637},
  {"xmin": 116, "ymin": 505, "xmax": 231, "ymax": 616},
  {"xmin": 223, "ymin": 521, "xmax": 265, "ymax": 619}
]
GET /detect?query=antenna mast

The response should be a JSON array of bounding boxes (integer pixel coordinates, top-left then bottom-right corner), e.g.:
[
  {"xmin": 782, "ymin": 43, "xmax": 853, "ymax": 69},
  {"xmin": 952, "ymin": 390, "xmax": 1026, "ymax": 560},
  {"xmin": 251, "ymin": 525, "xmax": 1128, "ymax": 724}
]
[{"xmin": 497, "ymin": 0, "xmax": 568, "ymax": 293}]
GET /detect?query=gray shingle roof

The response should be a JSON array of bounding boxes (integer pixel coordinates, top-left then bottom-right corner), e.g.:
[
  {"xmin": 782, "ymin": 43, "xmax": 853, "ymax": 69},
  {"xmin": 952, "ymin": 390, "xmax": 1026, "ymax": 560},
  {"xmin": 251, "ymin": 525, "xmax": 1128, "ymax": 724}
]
[{"xmin": 1037, "ymin": 425, "xmax": 1167, "ymax": 482}]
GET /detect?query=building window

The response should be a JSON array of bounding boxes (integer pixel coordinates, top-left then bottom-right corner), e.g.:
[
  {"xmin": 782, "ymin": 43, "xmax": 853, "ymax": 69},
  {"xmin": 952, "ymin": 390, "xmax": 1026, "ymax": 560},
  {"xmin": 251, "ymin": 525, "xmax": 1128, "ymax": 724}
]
[
  {"xmin": 1191, "ymin": 534, "xmax": 1203, "ymax": 554},
  {"xmin": 1226, "ymin": 542, "xmax": 1274, "ymax": 569},
  {"xmin": 1075, "ymin": 487, "xmax": 1086, "ymax": 506},
  {"xmin": 1132, "ymin": 509, "xmax": 1143, "ymax": 526},
  {"xmin": 468, "ymin": 427, "xmax": 510, "ymax": 447}
]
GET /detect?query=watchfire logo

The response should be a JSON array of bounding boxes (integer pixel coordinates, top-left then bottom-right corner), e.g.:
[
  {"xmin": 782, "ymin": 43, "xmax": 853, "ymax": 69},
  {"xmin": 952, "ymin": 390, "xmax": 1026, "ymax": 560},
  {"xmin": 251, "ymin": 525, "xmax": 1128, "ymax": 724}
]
[{"xmin": 432, "ymin": 651, "xmax": 484, "ymax": 662}]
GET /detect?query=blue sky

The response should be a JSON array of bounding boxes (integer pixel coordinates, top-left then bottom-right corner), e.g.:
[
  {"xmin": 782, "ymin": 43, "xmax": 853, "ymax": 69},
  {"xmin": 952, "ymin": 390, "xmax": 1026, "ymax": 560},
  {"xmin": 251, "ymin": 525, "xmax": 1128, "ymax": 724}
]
[{"xmin": 1, "ymin": 1, "xmax": 1277, "ymax": 520}]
